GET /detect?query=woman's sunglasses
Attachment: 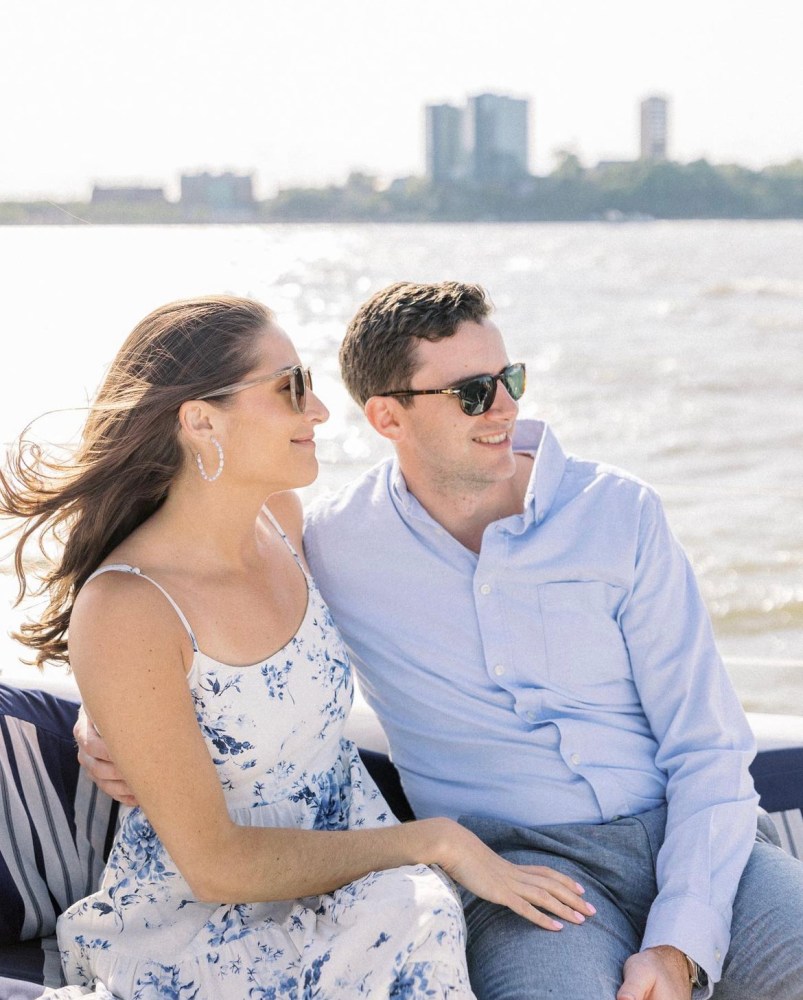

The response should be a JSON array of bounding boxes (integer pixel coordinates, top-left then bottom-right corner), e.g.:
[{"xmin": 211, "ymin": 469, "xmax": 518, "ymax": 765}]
[
  {"xmin": 378, "ymin": 362, "xmax": 526, "ymax": 416},
  {"xmin": 200, "ymin": 364, "xmax": 313, "ymax": 414}
]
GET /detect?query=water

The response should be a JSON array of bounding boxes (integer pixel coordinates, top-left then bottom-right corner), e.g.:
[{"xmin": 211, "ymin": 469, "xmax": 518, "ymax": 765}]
[{"xmin": 1, "ymin": 221, "xmax": 801, "ymax": 713}]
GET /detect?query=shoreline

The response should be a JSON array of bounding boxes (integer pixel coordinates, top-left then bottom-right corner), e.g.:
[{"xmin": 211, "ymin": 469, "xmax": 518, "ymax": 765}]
[{"xmin": 3, "ymin": 215, "xmax": 803, "ymax": 228}]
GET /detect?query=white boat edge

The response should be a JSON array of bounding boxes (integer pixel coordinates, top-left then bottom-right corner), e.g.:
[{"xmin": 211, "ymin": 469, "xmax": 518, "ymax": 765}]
[{"xmin": 2, "ymin": 662, "xmax": 802, "ymax": 755}]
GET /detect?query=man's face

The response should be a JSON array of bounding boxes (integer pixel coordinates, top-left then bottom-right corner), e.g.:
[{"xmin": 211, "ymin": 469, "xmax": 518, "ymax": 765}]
[{"xmin": 394, "ymin": 318, "xmax": 520, "ymax": 495}]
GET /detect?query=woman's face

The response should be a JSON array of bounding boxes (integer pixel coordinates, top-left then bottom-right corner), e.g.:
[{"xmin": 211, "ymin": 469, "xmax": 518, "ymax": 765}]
[{"xmin": 211, "ymin": 322, "xmax": 329, "ymax": 494}]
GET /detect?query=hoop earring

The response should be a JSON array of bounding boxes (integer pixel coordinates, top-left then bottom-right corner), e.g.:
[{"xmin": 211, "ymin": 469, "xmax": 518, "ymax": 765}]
[{"xmin": 196, "ymin": 436, "xmax": 224, "ymax": 482}]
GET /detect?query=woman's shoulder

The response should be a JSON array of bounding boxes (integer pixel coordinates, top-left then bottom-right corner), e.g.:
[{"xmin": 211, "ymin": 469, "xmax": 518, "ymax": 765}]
[
  {"xmin": 71, "ymin": 562, "xmax": 191, "ymax": 667},
  {"xmin": 265, "ymin": 490, "xmax": 303, "ymax": 544}
]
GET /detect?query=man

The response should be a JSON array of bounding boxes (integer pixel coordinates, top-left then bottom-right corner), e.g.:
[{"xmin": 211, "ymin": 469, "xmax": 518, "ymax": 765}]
[
  {"xmin": 79, "ymin": 282, "xmax": 802, "ymax": 997},
  {"xmin": 301, "ymin": 282, "xmax": 803, "ymax": 999}
]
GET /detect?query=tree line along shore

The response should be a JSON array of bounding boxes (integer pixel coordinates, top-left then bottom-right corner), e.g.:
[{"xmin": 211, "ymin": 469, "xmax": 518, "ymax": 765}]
[{"xmin": 4, "ymin": 157, "xmax": 803, "ymax": 225}]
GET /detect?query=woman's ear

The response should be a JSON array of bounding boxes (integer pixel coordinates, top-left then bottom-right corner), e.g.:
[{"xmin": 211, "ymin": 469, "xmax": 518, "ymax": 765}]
[
  {"xmin": 178, "ymin": 400, "xmax": 217, "ymax": 446},
  {"xmin": 363, "ymin": 396, "xmax": 406, "ymax": 443}
]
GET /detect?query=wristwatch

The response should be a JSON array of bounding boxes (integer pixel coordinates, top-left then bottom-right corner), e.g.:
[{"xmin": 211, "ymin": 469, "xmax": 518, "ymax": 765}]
[{"xmin": 685, "ymin": 954, "xmax": 708, "ymax": 989}]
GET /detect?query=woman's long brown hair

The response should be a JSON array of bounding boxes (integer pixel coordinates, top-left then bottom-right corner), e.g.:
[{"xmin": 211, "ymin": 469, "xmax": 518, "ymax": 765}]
[{"xmin": 0, "ymin": 295, "xmax": 271, "ymax": 668}]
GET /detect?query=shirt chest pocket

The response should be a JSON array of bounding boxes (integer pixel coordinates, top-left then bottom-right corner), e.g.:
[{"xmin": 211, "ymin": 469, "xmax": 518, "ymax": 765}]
[{"xmin": 536, "ymin": 580, "xmax": 631, "ymax": 693}]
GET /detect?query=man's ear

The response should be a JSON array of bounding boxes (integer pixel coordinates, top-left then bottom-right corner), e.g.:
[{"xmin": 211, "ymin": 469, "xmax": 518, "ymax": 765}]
[{"xmin": 364, "ymin": 396, "xmax": 405, "ymax": 443}]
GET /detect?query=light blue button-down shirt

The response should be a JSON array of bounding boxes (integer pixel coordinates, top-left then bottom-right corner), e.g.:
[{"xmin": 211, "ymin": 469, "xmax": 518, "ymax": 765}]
[{"xmin": 304, "ymin": 419, "xmax": 759, "ymax": 984}]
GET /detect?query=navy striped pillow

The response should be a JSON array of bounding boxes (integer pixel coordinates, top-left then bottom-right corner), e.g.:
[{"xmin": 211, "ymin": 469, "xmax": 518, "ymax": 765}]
[{"xmin": 0, "ymin": 684, "xmax": 118, "ymax": 944}]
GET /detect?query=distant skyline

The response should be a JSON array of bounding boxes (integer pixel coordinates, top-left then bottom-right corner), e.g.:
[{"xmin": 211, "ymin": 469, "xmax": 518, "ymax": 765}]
[{"xmin": 3, "ymin": 0, "xmax": 802, "ymax": 200}]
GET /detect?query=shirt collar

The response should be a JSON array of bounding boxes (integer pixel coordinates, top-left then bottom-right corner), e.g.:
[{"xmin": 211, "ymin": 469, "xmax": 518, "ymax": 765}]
[
  {"xmin": 389, "ymin": 419, "xmax": 568, "ymax": 531},
  {"xmin": 513, "ymin": 419, "xmax": 567, "ymax": 530}
]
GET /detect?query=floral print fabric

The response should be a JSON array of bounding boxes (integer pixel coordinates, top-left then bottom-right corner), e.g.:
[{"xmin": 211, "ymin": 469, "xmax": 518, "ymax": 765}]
[{"xmin": 42, "ymin": 540, "xmax": 474, "ymax": 999}]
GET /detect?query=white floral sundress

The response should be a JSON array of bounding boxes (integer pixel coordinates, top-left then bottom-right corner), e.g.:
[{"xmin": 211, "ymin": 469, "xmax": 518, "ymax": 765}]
[{"xmin": 45, "ymin": 517, "xmax": 474, "ymax": 1000}]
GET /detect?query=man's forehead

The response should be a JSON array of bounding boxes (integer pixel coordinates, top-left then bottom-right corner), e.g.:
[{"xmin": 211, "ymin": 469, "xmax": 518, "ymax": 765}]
[{"xmin": 410, "ymin": 319, "xmax": 509, "ymax": 379}]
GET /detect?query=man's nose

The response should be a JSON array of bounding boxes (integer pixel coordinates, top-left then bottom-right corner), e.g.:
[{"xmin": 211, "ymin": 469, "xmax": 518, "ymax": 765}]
[{"xmin": 489, "ymin": 377, "xmax": 519, "ymax": 416}]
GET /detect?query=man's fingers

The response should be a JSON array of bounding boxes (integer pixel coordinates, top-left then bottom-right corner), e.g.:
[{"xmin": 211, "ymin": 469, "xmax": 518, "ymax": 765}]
[
  {"xmin": 100, "ymin": 781, "xmax": 137, "ymax": 806},
  {"xmin": 92, "ymin": 775, "xmax": 137, "ymax": 806},
  {"xmin": 619, "ymin": 946, "xmax": 691, "ymax": 1000},
  {"xmin": 76, "ymin": 750, "xmax": 120, "ymax": 781},
  {"xmin": 74, "ymin": 718, "xmax": 112, "ymax": 761},
  {"xmin": 617, "ymin": 968, "xmax": 649, "ymax": 1000},
  {"xmin": 74, "ymin": 704, "xmax": 136, "ymax": 803},
  {"xmin": 76, "ymin": 749, "xmax": 137, "ymax": 805}
]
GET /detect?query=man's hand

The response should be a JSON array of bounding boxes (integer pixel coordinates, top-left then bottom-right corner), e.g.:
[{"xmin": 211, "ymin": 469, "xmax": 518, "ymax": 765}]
[
  {"xmin": 618, "ymin": 945, "xmax": 692, "ymax": 1000},
  {"xmin": 74, "ymin": 705, "xmax": 138, "ymax": 806}
]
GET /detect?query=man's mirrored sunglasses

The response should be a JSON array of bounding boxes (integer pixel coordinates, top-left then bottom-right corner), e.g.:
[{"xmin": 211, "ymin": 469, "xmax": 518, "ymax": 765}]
[
  {"xmin": 201, "ymin": 364, "xmax": 312, "ymax": 414},
  {"xmin": 378, "ymin": 362, "xmax": 526, "ymax": 416}
]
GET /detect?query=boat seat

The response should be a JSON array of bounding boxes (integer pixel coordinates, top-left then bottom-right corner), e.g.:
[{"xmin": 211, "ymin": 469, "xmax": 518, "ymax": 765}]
[{"xmin": 1, "ymin": 682, "xmax": 802, "ymax": 990}]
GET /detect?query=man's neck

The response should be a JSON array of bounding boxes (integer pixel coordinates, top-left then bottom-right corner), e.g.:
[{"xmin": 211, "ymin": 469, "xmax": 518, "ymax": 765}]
[{"xmin": 402, "ymin": 453, "xmax": 534, "ymax": 554}]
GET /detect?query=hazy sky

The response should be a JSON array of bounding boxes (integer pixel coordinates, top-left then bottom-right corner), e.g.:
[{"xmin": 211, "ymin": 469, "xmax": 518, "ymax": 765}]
[{"xmin": 4, "ymin": 0, "xmax": 802, "ymax": 199}]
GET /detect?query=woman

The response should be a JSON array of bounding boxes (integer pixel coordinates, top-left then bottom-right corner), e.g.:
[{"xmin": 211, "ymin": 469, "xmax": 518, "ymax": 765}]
[{"xmin": 1, "ymin": 296, "xmax": 592, "ymax": 999}]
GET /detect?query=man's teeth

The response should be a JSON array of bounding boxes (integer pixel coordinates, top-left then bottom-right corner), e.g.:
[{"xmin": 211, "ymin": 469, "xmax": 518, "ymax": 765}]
[{"xmin": 475, "ymin": 433, "xmax": 507, "ymax": 444}]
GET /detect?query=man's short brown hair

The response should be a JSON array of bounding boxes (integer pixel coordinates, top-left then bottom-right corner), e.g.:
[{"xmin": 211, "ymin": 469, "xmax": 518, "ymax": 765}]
[{"xmin": 339, "ymin": 281, "xmax": 492, "ymax": 407}]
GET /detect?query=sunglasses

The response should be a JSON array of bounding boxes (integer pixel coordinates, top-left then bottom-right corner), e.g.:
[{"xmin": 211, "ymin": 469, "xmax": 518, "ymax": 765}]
[
  {"xmin": 378, "ymin": 362, "xmax": 526, "ymax": 416},
  {"xmin": 200, "ymin": 364, "xmax": 313, "ymax": 414}
]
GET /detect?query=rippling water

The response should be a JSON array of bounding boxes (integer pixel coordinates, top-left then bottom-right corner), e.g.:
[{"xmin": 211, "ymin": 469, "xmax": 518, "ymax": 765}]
[{"xmin": 1, "ymin": 221, "xmax": 801, "ymax": 713}]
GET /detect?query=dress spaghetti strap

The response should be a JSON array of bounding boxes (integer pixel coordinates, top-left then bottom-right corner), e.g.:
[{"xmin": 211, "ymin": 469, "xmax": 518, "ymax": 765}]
[
  {"xmin": 84, "ymin": 564, "xmax": 199, "ymax": 653},
  {"xmin": 261, "ymin": 505, "xmax": 308, "ymax": 576}
]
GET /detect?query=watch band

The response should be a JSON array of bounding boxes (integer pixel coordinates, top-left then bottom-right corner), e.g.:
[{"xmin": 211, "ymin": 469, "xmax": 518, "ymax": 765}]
[{"xmin": 685, "ymin": 954, "xmax": 707, "ymax": 988}]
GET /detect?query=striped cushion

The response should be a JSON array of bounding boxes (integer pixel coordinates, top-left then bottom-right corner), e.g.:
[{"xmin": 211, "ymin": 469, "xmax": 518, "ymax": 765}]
[
  {"xmin": 0, "ymin": 684, "xmax": 118, "ymax": 945},
  {"xmin": 770, "ymin": 809, "xmax": 803, "ymax": 859}
]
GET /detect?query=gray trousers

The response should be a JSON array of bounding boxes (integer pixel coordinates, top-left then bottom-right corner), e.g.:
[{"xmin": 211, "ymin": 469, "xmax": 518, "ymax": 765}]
[{"xmin": 459, "ymin": 806, "xmax": 803, "ymax": 999}]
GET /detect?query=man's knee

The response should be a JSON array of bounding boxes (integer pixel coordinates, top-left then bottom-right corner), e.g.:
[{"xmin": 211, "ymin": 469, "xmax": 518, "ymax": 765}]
[
  {"xmin": 463, "ymin": 895, "xmax": 633, "ymax": 1000},
  {"xmin": 718, "ymin": 838, "xmax": 803, "ymax": 999}
]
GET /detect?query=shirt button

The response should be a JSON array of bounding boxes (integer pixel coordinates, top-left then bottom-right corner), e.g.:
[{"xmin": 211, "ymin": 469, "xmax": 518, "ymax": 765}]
[
  {"xmin": 493, "ymin": 664, "xmax": 505, "ymax": 676},
  {"xmin": 570, "ymin": 752, "xmax": 581, "ymax": 766},
  {"xmin": 715, "ymin": 949, "xmax": 721, "ymax": 961},
  {"xmin": 526, "ymin": 711, "xmax": 537, "ymax": 722},
  {"xmin": 480, "ymin": 584, "xmax": 491, "ymax": 595}
]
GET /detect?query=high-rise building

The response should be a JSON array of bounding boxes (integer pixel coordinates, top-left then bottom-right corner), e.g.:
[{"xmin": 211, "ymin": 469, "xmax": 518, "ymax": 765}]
[
  {"xmin": 425, "ymin": 104, "xmax": 465, "ymax": 183},
  {"xmin": 468, "ymin": 93, "xmax": 530, "ymax": 182},
  {"xmin": 640, "ymin": 96, "xmax": 669, "ymax": 161}
]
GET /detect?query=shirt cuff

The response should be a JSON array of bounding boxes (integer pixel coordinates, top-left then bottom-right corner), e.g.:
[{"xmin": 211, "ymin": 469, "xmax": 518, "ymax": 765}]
[{"xmin": 641, "ymin": 894, "xmax": 730, "ymax": 995}]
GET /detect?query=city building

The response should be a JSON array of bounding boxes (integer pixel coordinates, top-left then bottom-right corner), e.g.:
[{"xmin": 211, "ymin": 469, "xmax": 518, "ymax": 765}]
[
  {"xmin": 640, "ymin": 95, "xmax": 669, "ymax": 161},
  {"xmin": 180, "ymin": 172, "xmax": 254, "ymax": 210},
  {"xmin": 425, "ymin": 103, "xmax": 465, "ymax": 183},
  {"xmin": 468, "ymin": 93, "xmax": 530, "ymax": 182}
]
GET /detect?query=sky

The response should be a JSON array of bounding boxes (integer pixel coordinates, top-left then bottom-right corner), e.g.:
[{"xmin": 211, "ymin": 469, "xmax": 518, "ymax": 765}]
[{"xmin": 3, "ymin": 0, "xmax": 803, "ymax": 200}]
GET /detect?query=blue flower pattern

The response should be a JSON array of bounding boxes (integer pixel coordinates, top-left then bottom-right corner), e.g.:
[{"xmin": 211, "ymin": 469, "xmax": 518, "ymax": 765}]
[{"xmin": 51, "ymin": 524, "xmax": 473, "ymax": 999}]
